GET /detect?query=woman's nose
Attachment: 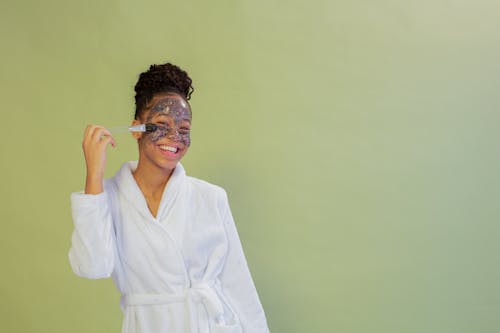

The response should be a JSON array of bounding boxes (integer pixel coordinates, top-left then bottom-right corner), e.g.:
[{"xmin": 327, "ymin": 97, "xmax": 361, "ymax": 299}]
[{"xmin": 167, "ymin": 128, "xmax": 181, "ymax": 141}]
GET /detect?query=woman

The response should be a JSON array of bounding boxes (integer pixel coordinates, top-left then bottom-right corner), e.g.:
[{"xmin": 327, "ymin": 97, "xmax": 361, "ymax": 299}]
[{"xmin": 69, "ymin": 62, "xmax": 269, "ymax": 333}]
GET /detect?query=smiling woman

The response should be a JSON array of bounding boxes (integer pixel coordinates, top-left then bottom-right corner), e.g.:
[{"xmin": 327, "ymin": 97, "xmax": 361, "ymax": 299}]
[
  {"xmin": 68, "ymin": 62, "xmax": 270, "ymax": 333},
  {"xmin": 132, "ymin": 93, "xmax": 192, "ymax": 176}
]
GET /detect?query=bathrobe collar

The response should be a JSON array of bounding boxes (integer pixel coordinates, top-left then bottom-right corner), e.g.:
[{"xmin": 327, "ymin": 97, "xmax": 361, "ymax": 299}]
[{"xmin": 114, "ymin": 161, "xmax": 186, "ymax": 221}]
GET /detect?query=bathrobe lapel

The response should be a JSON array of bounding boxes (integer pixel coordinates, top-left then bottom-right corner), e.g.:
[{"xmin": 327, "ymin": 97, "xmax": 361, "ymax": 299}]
[
  {"xmin": 114, "ymin": 161, "xmax": 186, "ymax": 224},
  {"xmin": 156, "ymin": 163, "xmax": 185, "ymax": 223},
  {"xmin": 113, "ymin": 161, "xmax": 190, "ymax": 288}
]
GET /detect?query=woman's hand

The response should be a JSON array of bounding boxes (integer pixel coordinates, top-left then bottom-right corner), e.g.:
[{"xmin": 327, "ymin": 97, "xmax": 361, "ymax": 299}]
[{"xmin": 82, "ymin": 125, "xmax": 116, "ymax": 194}]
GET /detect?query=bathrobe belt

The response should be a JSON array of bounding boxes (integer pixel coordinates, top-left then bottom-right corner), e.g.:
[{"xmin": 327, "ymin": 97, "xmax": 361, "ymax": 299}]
[{"xmin": 121, "ymin": 283, "xmax": 227, "ymax": 332}]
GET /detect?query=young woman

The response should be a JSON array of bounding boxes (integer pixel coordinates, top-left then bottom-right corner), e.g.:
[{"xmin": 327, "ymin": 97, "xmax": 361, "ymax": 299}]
[{"xmin": 69, "ymin": 62, "xmax": 269, "ymax": 333}]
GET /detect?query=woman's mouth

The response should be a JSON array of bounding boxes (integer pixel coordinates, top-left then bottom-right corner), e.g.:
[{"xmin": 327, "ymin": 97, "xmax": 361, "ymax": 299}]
[{"xmin": 158, "ymin": 145, "xmax": 179, "ymax": 153}]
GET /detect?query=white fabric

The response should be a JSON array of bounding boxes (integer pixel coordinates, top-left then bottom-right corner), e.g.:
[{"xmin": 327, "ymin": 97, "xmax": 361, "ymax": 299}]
[{"xmin": 69, "ymin": 161, "xmax": 269, "ymax": 333}]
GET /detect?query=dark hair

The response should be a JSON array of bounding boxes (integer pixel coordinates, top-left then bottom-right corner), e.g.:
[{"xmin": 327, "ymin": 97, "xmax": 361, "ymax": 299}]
[{"xmin": 134, "ymin": 62, "xmax": 194, "ymax": 119}]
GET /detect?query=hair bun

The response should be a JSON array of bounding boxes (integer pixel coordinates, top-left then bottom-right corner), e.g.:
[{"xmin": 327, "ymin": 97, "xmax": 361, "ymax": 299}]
[{"xmin": 134, "ymin": 62, "xmax": 194, "ymax": 119}]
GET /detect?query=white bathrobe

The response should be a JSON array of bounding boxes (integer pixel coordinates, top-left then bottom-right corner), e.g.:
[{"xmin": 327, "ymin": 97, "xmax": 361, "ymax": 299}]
[{"xmin": 69, "ymin": 161, "xmax": 269, "ymax": 333}]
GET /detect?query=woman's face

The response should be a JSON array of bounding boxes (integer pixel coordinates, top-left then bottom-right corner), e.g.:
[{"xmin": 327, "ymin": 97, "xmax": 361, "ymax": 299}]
[{"xmin": 136, "ymin": 93, "xmax": 192, "ymax": 172}]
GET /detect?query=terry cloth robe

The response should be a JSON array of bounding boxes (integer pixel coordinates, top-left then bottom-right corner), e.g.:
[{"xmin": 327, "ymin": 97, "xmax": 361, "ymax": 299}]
[{"xmin": 69, "ymin": 161, "xmax": 269, "ymax": 333}]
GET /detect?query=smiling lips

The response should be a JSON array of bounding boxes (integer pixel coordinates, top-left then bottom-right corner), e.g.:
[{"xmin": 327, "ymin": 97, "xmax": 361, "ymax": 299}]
[{"xmin": 158, "ymin": 144, "xmax": 179, "ymax": 154}]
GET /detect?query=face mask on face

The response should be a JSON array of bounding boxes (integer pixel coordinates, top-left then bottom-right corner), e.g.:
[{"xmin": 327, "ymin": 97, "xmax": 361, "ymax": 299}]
[{"xmin": 143, "ymin": 95, "xmax": 192, "ymax": 146}]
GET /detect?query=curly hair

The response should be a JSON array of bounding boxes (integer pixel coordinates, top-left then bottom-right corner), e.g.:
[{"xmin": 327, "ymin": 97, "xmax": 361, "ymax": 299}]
[{"xmin": 134, "ymin": 62, "xmax": 194, "ymax": 119}]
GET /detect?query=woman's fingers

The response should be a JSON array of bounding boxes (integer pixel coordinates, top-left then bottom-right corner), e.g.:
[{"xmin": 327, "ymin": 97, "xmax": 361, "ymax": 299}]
[
  {"xmin": 99, "ymin": 135, "xmax": 116, "ymax": 148},
  {"xmin": 83, "ymin": 125, "xmax": 116, "ymax": 148},
  {"xmin": 90, "ymin": 126, "xmax": 111, "ymax": 142},
  {"xmin": 83, "ymin": 125, "xmax": 102, "ymax": 147},
  {"xmin": 83, "ymin": 124, "xmax": 96, "ymax": 146}
]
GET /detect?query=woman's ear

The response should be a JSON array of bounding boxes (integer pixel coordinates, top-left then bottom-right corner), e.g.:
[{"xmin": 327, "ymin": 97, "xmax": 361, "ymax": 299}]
[{"xmin": 131, "ymin": 119, "xmax": 143, "ymax": 140}]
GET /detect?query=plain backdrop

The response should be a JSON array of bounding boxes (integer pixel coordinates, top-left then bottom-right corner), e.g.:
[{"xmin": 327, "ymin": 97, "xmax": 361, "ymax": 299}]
[{"xmin": 1, "ymin": 0, "xmax": 500, "ymax": 332}]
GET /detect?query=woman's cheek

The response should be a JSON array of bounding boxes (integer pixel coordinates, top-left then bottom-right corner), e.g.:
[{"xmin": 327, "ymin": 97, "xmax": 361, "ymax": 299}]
[
  {"xmin": 149, "ymin": 127, "xmax": 169, "ymax": 142},
  {"xmin": 182, "ymin": 134, "xmax": 191, "ymax": 147}
]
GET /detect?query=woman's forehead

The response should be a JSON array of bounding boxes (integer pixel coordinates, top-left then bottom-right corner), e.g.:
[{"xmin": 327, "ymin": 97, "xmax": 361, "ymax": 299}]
[
  {"xmin": 145, "ymin": 93, "xmax": 192, "ymax": 120},
  {"xmin": 148, "ymin": 93, "xmax": 189, "ymax": 109}
]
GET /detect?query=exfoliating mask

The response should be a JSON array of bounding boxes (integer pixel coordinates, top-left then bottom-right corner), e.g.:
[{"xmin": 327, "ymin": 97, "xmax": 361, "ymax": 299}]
[{"xmin": 144, "ymin": 95, "xmax": 192, "ymax": 146}]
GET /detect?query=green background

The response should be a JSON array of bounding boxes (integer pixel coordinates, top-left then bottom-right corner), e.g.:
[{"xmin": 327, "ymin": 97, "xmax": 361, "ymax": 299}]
[{"xmin": 1, "ymin": 0, "xmax": 500, "ymax": 332}]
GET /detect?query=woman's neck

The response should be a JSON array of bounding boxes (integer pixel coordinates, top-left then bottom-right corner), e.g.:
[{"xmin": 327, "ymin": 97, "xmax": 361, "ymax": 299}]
[{"xmin": 132, "ymin": 161, "xmax": 174, "ymax": 200}]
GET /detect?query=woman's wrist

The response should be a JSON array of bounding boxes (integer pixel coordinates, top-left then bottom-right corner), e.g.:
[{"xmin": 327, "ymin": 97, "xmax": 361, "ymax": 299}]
[{"xmin": 85, "ymin": 173, "xmax": 104, "ymax": 194}]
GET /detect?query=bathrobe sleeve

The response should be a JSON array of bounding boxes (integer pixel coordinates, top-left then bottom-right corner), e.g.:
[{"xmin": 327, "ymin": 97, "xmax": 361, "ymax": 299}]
[
  {"xmin": 68, "ymin": 191, "xmax": 116, "ymax": 279},
  {"xmin": 218, "ymin": 190, "xmax": 270, "ymax": 333}
]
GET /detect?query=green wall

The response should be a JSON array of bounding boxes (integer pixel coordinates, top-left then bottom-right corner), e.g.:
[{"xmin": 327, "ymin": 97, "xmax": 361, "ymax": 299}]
[{"xmin": 1, "ymin": 0, "xmax": 500, "ymax": 332}]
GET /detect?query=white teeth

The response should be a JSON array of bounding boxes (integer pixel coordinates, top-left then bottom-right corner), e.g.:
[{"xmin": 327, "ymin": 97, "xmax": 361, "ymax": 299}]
[{"xmin": 159, "ymin": 145, "xmax": 178, "ymax": 153}]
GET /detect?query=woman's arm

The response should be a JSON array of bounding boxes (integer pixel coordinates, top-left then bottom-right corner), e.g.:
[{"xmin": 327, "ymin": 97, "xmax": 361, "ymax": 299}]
[
  {"xmin": 68, "ymin": 124, "xmax": 117, "ymax": 279},
  {"xmin": 81, "ymin": 124, "xmax": 116, "ymax": 194},
  {"xmin": 68, "ymin": 191, "xmax": 116, "ymax": 279}
]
